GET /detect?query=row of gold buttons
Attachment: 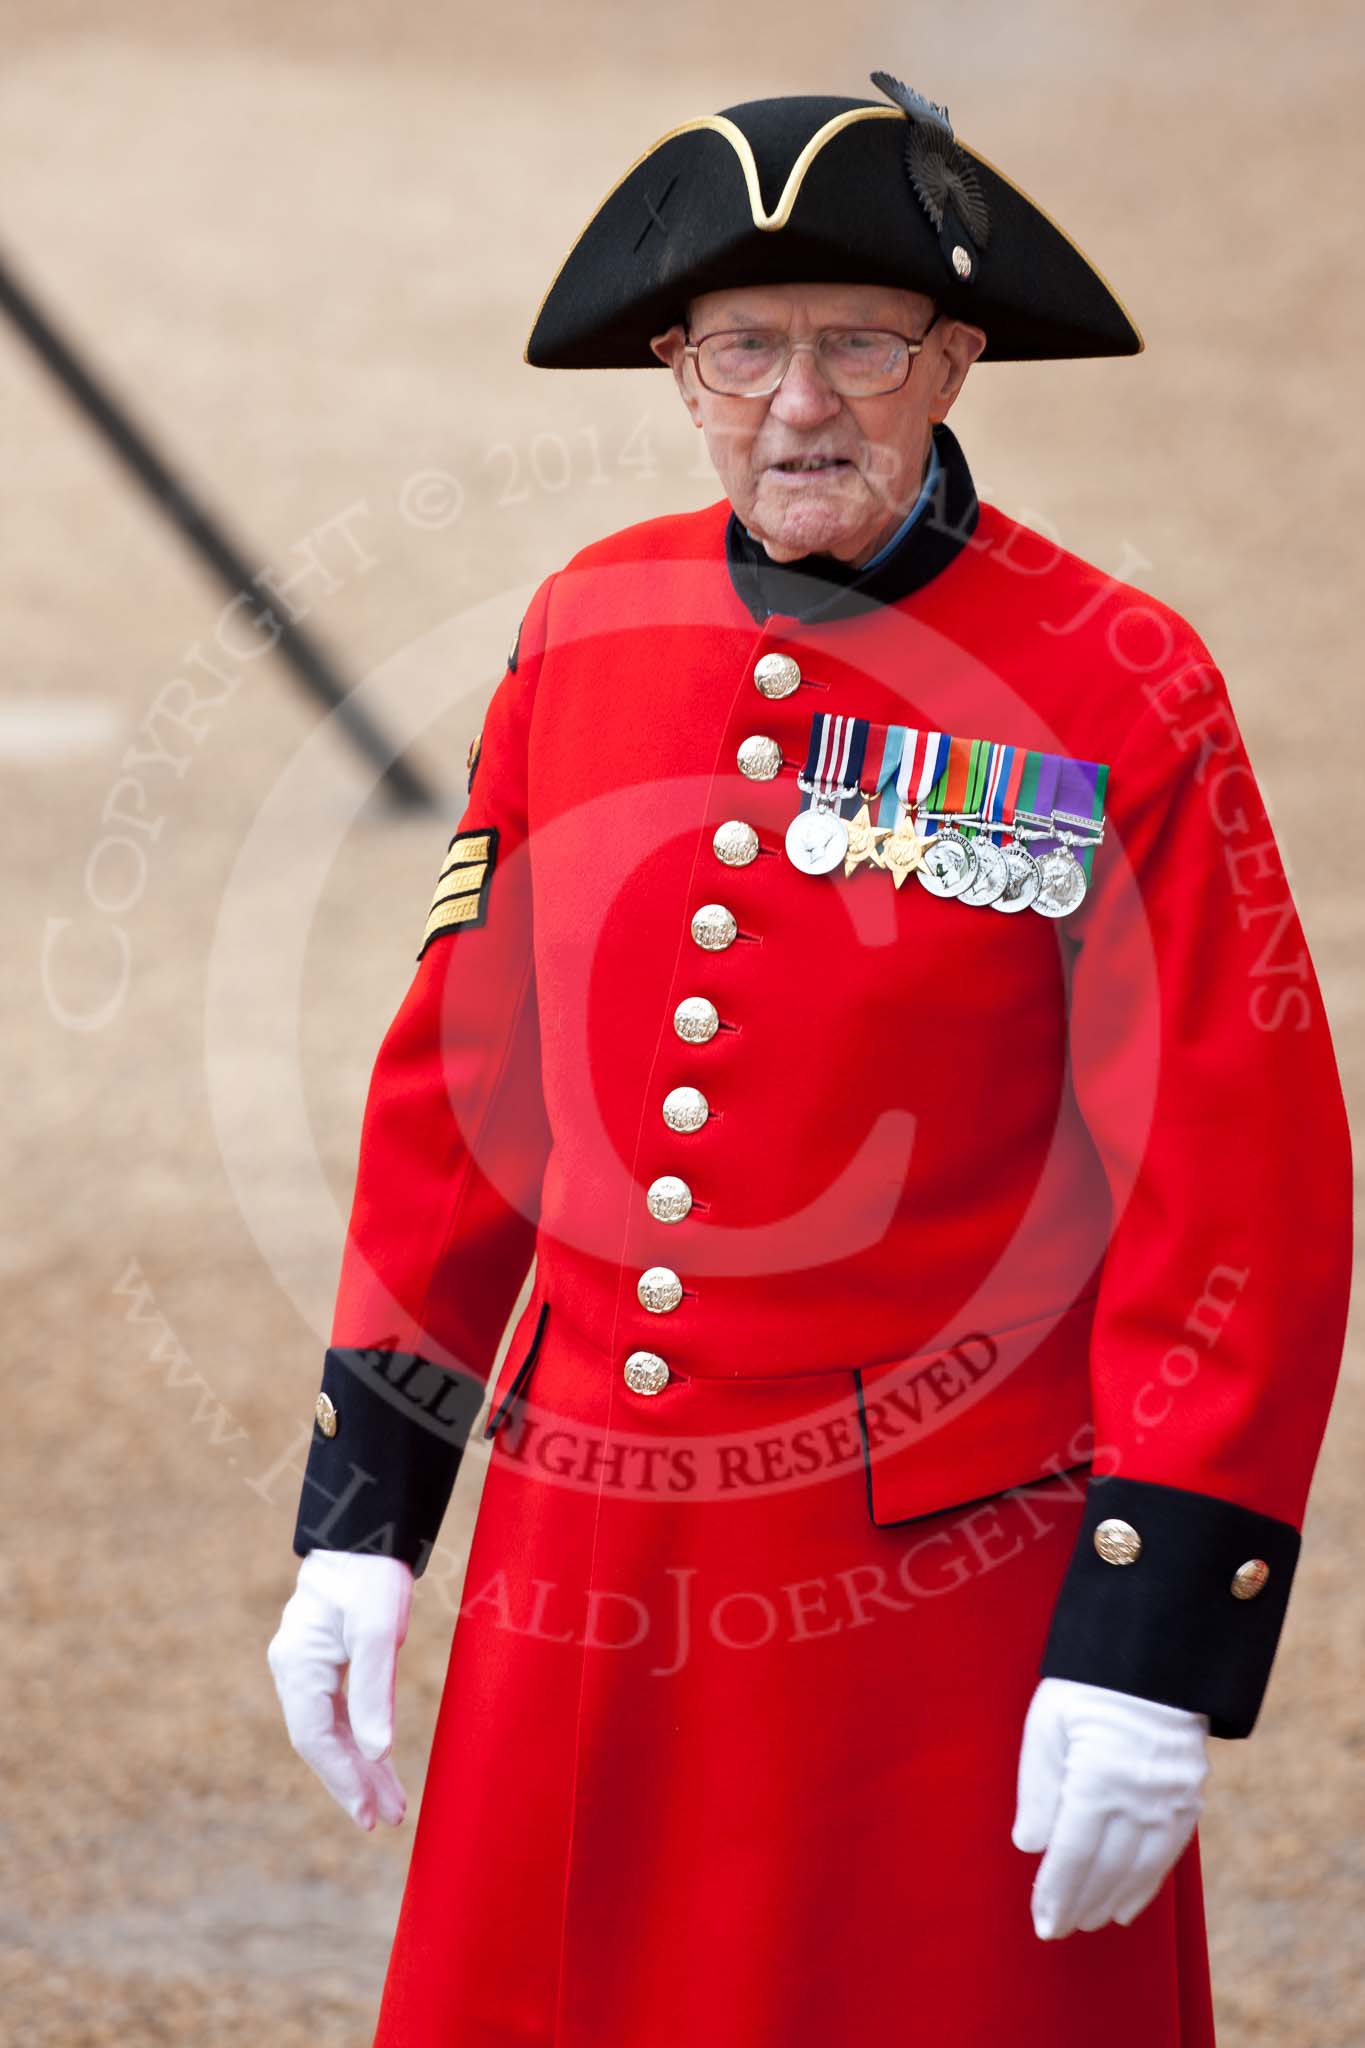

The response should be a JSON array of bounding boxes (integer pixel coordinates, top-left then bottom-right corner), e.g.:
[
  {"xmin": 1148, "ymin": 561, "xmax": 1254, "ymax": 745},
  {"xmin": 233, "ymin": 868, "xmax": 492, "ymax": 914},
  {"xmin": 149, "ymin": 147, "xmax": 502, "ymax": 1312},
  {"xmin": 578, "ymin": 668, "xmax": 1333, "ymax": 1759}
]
[{"xmin": 623, "ymin": 654, "xmax": 803, "ymax": 1399}]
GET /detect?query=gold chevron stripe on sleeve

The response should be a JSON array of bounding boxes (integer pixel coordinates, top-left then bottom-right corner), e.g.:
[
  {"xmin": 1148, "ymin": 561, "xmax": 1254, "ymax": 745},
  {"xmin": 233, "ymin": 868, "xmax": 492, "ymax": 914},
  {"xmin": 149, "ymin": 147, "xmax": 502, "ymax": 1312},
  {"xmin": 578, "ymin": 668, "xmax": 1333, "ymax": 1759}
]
[
  {"xmin": 424, "ymin": 893, "xmax": 485, "ymax": 939},
  {"xmin": 436, "ymin": 856, "xmax": 489, "ymax": 895},
  {"xmin": 442, "ymin": 830, "xmax": 492, "ymax": 868}
]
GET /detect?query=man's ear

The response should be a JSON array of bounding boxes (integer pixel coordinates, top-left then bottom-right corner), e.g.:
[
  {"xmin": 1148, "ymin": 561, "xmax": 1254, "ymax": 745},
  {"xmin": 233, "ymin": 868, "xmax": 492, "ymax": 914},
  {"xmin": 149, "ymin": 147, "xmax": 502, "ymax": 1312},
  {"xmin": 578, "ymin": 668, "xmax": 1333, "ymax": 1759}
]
[
  {"xmin": 930, "ymin": 320, "xmax": 989, "ymax": 422},
  {"xmin": 649, "ymin": 323, "xmax": 703, "ymax": 426},
  {"xmin": 954, "ymin": 321, "xmax": 989, "ymax": 370}
]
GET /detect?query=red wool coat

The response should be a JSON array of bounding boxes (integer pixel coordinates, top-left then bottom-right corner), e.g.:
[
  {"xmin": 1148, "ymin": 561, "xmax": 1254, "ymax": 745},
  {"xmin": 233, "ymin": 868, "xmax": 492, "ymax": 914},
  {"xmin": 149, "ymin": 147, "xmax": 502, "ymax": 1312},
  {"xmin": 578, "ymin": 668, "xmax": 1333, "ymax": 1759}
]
[{"xmin": 292, "ymin": 424, "xmax": 1352, "ymax": 2046}]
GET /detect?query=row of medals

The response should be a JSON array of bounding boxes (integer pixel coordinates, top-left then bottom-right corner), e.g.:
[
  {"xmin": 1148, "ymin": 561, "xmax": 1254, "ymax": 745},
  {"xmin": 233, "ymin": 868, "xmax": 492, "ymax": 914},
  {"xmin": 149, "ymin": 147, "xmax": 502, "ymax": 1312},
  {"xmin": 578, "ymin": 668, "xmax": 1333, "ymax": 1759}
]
[{"xmin": 784, "ymin": 780, "xmax": 1103, "ymax": 917}]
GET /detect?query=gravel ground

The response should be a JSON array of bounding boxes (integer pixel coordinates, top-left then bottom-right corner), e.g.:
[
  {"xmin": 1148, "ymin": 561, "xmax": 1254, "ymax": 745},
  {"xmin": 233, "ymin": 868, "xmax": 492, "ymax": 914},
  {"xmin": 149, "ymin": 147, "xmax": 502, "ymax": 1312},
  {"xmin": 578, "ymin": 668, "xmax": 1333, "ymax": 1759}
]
[{"xmin": 3, "ymin": 3, "xmax": 1362, "ymax": 2041}]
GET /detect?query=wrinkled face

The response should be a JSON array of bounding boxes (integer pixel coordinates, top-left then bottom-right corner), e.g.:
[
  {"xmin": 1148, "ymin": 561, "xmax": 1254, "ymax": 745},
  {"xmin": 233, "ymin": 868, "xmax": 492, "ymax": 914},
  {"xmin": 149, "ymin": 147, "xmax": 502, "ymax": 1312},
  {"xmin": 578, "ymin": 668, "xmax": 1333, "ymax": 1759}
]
[{"xmin": 650, "ymin": 280, "xmax": 986, "ymax": 567}]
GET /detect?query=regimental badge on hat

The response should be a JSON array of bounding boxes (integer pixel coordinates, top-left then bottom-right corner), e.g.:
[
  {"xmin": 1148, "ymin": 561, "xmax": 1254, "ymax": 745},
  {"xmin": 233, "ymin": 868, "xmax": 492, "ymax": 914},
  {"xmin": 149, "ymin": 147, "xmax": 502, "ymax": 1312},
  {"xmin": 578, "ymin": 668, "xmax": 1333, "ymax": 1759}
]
[
  {"xmin": 418, "ymin": 826, "xmax": 499, "ymax": 959},
  {"xmin": 869, "ymin": 71, "xmax": 991, "ymax": 286}
]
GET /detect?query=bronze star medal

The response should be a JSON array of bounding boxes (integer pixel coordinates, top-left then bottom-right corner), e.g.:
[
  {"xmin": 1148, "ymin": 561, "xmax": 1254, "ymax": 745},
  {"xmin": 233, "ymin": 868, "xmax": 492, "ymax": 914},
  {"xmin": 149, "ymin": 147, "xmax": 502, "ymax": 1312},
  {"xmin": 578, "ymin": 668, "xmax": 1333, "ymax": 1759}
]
[
  {"xmin": 877, "ymin": 813, "xmax": 930, "ymax": 888},
  {"xmin": 843, "ymin": 801, "xmax": 891, "ymax": 877}
]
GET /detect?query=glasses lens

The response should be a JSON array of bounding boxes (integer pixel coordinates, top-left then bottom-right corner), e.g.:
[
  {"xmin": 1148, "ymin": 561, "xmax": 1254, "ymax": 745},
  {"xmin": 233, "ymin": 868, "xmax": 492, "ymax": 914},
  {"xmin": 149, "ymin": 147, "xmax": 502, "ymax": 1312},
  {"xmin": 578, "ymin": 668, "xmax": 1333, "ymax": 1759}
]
[
  {"xmin": 819, "ymin": 329, "xmax": 911, "ymax": 395},
  {"xmin": 695, "ymin": 327, "xmax": 917, "ymax": 396},
  {"xmin": 696, "ymin": 330, "xmax": 787, "ymax": 393}
]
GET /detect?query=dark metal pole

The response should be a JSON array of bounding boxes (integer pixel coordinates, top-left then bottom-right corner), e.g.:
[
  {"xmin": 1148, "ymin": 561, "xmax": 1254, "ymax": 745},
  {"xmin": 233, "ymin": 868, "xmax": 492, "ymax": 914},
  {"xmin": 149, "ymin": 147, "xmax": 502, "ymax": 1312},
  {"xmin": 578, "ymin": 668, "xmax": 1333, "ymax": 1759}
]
[{"xmin": 0, "ymin": 244, "xmax": 438, "ymax": 811}]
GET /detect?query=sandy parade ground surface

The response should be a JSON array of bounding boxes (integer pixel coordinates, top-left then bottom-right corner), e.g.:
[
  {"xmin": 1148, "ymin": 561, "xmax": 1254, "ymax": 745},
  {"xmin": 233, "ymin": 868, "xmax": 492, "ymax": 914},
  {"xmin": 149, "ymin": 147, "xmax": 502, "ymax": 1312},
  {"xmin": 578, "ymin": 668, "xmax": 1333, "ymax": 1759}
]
[{"xmin": 2, "ymin": 2, "xmax": 1362, "ymax": 2040}]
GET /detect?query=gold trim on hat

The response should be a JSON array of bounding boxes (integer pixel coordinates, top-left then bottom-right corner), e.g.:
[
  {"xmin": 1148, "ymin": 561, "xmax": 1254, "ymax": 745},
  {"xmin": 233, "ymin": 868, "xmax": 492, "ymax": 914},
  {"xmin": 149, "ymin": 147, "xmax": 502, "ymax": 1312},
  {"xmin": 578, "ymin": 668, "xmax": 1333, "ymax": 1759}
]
[
  {"xmin": 960, "ymin": 137, "xmax": 1145, "ymax": 354},
  {"xmin": 523, "ymin": 107, "xmax": 902, "ymax": 361}
]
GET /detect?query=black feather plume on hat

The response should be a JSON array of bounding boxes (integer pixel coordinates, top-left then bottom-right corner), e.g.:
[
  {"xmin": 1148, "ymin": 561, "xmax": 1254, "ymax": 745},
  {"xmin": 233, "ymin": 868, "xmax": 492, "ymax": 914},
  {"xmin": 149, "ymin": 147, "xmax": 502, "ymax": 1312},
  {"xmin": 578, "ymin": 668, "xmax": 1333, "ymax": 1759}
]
[
  {"xmin": 868, "ymin": 71, "xmax": 953, "ymax": 134},
  {"xmin": 870, "ymin": 69, "xmax": 992, "ymax": 286}
]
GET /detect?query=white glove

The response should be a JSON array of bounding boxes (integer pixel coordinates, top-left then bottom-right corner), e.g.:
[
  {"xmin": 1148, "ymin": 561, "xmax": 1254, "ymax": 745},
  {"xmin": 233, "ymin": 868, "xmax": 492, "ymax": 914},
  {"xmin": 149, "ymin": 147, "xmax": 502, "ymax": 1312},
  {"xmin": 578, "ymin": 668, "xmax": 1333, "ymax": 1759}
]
[
  {"xmin": 266, "ymin": 1549, "xmax": 413, "ymax": 1830},
  {"xmin": 1011, "ymin": 1676, "xmax": 1210, "ymax": 1939}
]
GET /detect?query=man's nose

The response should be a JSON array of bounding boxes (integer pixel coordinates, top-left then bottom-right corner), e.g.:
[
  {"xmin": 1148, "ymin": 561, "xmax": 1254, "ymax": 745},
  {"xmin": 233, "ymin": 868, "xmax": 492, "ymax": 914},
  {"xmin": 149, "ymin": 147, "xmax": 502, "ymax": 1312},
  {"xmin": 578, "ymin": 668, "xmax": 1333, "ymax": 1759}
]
[{"xmin": 768, "ymin": 347, "xmax": 844, "ymax": 424}]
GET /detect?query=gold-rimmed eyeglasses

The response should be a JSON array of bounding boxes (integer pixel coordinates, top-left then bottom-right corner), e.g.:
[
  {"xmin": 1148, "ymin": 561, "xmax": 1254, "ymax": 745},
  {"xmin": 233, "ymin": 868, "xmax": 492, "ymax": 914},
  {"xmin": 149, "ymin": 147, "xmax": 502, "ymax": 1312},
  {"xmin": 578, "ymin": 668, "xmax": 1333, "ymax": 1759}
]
[{"xmin": 683, "ymin": 310, "xmax": 942, "ymax": 398}]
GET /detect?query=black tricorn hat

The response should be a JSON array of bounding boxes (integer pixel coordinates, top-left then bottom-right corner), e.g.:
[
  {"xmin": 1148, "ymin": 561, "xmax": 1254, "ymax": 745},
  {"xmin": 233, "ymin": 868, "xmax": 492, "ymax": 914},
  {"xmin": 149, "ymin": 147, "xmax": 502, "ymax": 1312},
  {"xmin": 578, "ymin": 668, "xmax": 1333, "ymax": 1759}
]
[{"xmin": 525, "ymin": 74, "xmax": 1142, "ymax": 367}]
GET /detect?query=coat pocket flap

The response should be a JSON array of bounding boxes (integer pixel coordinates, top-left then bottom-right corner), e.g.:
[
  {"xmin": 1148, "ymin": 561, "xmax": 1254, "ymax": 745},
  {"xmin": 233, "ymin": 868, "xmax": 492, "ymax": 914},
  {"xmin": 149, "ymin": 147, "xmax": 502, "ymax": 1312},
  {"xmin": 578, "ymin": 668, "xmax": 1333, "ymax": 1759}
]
[
  {"xmin": 483, "ymin": 1294, "xmax": 550, "ymax": 1438},
  {"xmin": 853, "ymin": 1296, "xmax": 1097, "ymax": 1527}
]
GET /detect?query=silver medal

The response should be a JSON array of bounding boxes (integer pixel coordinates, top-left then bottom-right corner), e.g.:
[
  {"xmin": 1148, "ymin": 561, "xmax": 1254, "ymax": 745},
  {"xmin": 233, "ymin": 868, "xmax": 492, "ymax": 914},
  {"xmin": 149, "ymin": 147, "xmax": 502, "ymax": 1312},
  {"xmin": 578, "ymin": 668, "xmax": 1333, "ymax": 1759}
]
[
  {"xmin": 915, "ymin": 828, "xmax": 977, "ymax": 899},
  {"xmin": 959, "ymin": 837, "xmax": 1010, "ymax": 908},
  {"xmin": 1031, "ymin": 845, "xmax": 1089, "ymax": 918},
  {"xmin": 990, "ymin": 842, "xmax": 1043, "ymax": 915},
  {"xmin": 785, "ymin": 804, "xmax": 849, "ymax": 875}
]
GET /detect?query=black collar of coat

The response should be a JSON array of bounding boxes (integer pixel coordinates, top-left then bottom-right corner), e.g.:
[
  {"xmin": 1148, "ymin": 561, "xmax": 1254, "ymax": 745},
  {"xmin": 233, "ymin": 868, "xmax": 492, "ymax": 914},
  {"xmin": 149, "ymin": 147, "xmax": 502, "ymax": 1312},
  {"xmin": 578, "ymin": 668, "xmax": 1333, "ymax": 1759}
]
[{"xmin": 724, "ymin": 419, "xmax": 979, "ymax": 626}]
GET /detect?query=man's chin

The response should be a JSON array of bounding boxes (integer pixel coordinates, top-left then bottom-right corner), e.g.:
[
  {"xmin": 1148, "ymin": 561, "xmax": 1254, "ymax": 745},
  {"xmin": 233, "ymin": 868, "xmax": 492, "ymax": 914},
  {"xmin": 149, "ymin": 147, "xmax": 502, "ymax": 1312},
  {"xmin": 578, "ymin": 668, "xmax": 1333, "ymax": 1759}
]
[
  {"xmin": 746, "ymin": 482, "xmax": 875, "ymax": 565},
  {"xmin": 758, "ymin": 528, "xmax": 864, "ymax": 565}
]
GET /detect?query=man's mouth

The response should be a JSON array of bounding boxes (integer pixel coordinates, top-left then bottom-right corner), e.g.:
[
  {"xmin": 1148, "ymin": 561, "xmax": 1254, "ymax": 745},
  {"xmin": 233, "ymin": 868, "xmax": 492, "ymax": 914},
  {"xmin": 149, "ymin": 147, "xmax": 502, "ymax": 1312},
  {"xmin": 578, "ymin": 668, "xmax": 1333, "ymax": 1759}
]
[{"xmin": 770, "ymin": 455, "xmax": 852, "ymax": 473}]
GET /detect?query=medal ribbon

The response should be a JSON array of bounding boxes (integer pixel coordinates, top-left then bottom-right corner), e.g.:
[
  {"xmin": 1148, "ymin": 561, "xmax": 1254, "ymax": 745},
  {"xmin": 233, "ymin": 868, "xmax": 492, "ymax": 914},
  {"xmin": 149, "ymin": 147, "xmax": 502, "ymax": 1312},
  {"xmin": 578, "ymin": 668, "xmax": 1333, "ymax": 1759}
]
[
  {"xmin": 924, "ymin": 732, "xmax": 971, "ymax": 836},
  {"xmin": 1013, "ymin": 748, "xmax": 1044, "ymax": 834},
  {"xmin": 1029, "ymin": 753, "xmax": 1064, "ymax": 857},
  {"xmin": 1054, "ymin": 755, "xmax": 1109, "ymax": 880},
  {"xmin": 1001, "ymin": 745, "xmax": 1028, "ymax": 832},
  {"xmin": 985, "ymin": 742, "xmax": 1015, "ymax": 841},
  {"xmin": 800, "ymin": 713, "xmax": 870, "ymax": 818},
  {"xmin": 887, "ymin": 725, "xmax": 932, "ymax": 832},
  {"xmin": 904, "ymin": 727, "xmax": 938, "ymax": 827},
  {"xmin": 917, "ymin": 732, "xmax": 952, "ymax": 835},
  {"xmin": 961, "ymin": 737, "xmax": 991, "ymax": 837},
  {"xmin": 1086, "ymin": 762, "xmax": 1110, "ymax": 879},
  {"xmin": 865, "ymin": 722, "xmax": 904, "ymax": 826},
  {"xmin": 799, "ymin": 711, "xmax": 837, "ymax": 808}
]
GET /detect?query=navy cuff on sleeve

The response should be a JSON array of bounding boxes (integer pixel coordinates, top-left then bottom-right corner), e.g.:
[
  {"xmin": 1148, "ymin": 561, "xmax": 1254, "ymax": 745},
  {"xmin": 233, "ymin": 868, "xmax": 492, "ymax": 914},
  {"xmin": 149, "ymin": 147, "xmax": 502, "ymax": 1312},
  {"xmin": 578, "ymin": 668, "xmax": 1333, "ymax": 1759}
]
[
  {"xmin": 1038, "ymin": 1472, "xmax": 1302, "ymax": 1739},
  {"xmin": 291, "ymin": 1345, "xmax": 485, "ymax": 1578}
]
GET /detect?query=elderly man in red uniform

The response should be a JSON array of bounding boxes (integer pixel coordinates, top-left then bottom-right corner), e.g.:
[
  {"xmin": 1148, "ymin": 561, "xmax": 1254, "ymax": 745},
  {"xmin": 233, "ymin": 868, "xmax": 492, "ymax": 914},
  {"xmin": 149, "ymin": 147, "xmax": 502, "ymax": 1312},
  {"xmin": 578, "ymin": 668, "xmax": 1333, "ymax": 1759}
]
[{"xmin": 267, "ymin": 75, "xmax": 1353, "ymax": 2046}]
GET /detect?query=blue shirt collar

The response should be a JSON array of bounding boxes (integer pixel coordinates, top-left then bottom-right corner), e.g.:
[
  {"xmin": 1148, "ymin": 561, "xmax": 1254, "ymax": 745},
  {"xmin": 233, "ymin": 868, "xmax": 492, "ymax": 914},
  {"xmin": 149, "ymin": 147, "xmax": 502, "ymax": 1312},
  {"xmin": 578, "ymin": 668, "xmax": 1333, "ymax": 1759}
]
[{"xmin": 857, "ymin": 436, "xmax": 943, "ymax": 569}]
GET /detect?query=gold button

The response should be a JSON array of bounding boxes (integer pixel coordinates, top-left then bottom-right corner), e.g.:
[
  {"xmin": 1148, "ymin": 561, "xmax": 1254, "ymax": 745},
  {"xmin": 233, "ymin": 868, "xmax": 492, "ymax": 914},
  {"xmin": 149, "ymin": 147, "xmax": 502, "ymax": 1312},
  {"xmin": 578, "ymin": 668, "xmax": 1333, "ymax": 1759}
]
[
  {"xmin": 646, "ymin": 1174, "xmax": 693, "ymax": 1222},
  {"xmin": 737, "ymin": 734, "xmax": 783, "ymax": 780},
  {"xmin": 314, "ymin": 1391, "xmax": 338, "ymax": 1438},
  {"xmin": 1231, "ymin": 1558, "xmax": 1270, "ymax": 1600},
  {"xmin": 753, "ymin": 653, "xmax": 801, "ymax": 699},
  {"xmin": 662, "ymin": 1085, "xmax": 709, "ymax": 1133},
  {"xmin": 638, "ymin": 1265, "xmax": 683, "ymax": 1312},
  {"xmin": 713, "ymin": 820, "xmax": 759, "ymax": 866},
  {"xmin": 1093, "ymin": 1517, "xmax": 1141, "ymax": 1565},
  {"xmin": 624, "ymin": 1349, "xmax": 670, "ymax": 1396},
  {"xmin": 691, "ymin": 903, "xmax": 737, "ymax": 951},
  {"xmin": 673, "ymin": 996, "xmax": 719, "ymax": 1043}
]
